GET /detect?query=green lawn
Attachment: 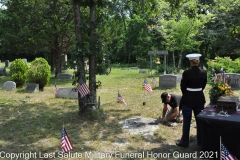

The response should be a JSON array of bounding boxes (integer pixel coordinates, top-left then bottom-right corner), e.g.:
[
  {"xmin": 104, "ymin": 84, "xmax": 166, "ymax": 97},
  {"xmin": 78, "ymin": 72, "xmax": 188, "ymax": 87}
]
[{"xmin": 0, "ymin": 66, "xmax": 226, "ymax": 160}]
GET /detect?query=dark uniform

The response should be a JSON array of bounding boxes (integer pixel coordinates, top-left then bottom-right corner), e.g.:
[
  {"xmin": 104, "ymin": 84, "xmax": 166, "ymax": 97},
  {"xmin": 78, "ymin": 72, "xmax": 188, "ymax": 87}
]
[{"xmin": 178, "ymin": 66, "xmax": 207, "ymax": 148}]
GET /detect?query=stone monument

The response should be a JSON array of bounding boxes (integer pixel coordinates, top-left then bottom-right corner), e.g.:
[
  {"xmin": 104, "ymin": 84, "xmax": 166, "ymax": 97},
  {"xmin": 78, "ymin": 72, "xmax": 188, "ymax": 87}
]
[
  {"xmin": 159, "ymin": 74, "xmax": 177, "ymax": 89},
  {"xmin": 55, "ymin": 88, "xmax": 78, "ymax": 99},
  {"xmin": 2, "ymin": 81, "xmax": 16, "ymax": 91},
  {"xmin": 25, "ymin": 83, "xmax": 39, "ymax": 93},
  {"xmin": 0, "ymin": 67, "xmax": 7, "ymax": 76},
  {"xmin": 56, "ymin": 73, "xmax": 73, "ymax": 79}
]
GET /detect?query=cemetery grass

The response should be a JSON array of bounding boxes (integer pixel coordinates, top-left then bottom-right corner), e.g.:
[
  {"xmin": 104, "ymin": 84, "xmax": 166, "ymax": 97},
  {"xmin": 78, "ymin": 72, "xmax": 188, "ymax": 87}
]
[{"xmin": 1, "ymin": 67, "xmax": 236, "ymax": 160}]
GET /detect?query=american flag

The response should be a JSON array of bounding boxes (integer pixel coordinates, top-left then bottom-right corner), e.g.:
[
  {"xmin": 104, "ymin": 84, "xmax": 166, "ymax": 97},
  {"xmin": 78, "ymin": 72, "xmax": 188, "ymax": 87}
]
[
  {"xmin": 55, "ymin": 83, "xmax": 59, "ymax": 95},
  {"xmin": 61, "ymin": 128, "xmax": 73, "ymax": 153},
  {"xmin": 152, "ymin": 77, "xmax": 157, "ymax": 85},
  {"xmin": 221, "ymin": 143, "xmax": 235, "ymax": 160},
  {"xmin": 118, "ymin": 92, "xmax": 127, "ymax": 105},
  {"xmin": 77, "ymin": 78, "xmax": 90, "ymax": 98},
  {"xmin": 143, "ymin": 78, "xmax": 152, "ymax": 92}
]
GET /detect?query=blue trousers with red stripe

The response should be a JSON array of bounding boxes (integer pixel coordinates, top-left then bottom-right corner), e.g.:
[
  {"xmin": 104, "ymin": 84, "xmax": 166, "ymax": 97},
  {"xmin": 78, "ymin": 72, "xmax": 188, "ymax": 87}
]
[{"xmin": 179, "ymin": 104, "xmax": 204, "ymax": 147}]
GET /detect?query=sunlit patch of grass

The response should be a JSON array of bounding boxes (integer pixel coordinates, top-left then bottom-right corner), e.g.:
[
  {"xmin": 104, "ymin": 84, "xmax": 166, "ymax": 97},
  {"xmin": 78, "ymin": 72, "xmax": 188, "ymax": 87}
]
[{"xmin": 1, "ymin": 67, "xmax": 233, "ymax": 160}]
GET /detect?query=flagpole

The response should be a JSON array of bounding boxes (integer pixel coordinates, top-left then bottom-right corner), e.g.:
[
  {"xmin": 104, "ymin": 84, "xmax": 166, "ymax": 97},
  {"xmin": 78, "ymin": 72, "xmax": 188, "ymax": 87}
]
[
  {"xmin": 220, "ymin": 136, "xmax": 222, "ymax": 160},
  {"xmin": 143, "ymin": 78, "xmax": 146, "ymax": 105}
]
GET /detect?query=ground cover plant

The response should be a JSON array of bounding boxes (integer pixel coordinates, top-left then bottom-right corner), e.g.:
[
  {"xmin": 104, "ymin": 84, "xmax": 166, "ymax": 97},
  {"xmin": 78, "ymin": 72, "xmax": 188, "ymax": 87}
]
[{"xmin": 1, "ymin": 63, "xmax": 237, "ymax": 160}]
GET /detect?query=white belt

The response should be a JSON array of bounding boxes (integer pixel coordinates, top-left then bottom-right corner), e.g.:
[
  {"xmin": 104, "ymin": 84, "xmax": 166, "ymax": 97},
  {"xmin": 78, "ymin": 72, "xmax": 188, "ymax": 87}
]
[{"xmin": 186, "ymin": 88, "xmax": 202, "ymax": 91}]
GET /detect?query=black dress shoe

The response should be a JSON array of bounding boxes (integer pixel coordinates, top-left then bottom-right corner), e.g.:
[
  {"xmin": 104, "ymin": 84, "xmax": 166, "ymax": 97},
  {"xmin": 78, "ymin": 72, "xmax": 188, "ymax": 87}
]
[{"xmin": 176, "ymin": 142, "xmax": 188, "ymax": 148}]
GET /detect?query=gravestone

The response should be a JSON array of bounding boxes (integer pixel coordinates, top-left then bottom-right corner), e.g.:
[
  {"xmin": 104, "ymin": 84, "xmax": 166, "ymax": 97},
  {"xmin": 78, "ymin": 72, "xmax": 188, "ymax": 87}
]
[
  {"xmin": 139, "ymin": 69, "xmax": 148, "ymax": 73},
  {"xmin": 22, "ymin": 58, "xmax": 27, "ymax": 63},
  {"xmin": 25, "ymin": 83, "xmax": 39, "ymax": 93},
  {"xmin": 121, "ymin": 68, "xmax": 129, "ymax": 70},
  {"xmin": 217, "ymin": 73, "xmax": 240, "ymax": 90},
  {"xmin": 177, "ymin": 74, "xmax": 182, "ymax": 82},
  {"xmin": 5, "ymin": 60, "xmax": 10, "ymax": 68},
  {"xmin": 56, "ymin": 73, "xmax": 73, "ymax": 79},
  {"xmin": 2, "ymin": 81, "xmax": 16, "ymax": 91},
  {"xmin": 0, "ymin": 67, "xmax": 7, "ymax": 76},
  {"xmin": 55, "ymin": 88, "xmax": 78, "ymax": 99},
  {"xmin": 159, "ymin": 74, "xmax": 177, "ymax": 88}
]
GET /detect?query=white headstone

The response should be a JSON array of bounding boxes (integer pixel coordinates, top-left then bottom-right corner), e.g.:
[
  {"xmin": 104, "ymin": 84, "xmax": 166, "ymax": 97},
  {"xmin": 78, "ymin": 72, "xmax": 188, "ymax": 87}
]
[
  {"xmin": 55, "ymin": 88, "xmax": 78, "ymax": 99},
  {"xmin": 22, "ymin": 58, "xmax": 27, "ymax": 63},
  {"xmin": 2, "ymin": 81, "xmax": 16, "ymax": 91}
]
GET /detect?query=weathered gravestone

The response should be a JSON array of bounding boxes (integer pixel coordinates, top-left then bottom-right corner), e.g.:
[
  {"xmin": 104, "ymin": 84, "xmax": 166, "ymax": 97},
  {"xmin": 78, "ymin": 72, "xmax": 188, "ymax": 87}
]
[
  {"xmin": 159, "ymin": 74, "xmax": 177, "ymax": 88},
  {"xmin": 0, "ymin": 67, "xmax": 7, "ymax": 76},
  {"xmin": 217, "ymin": 73, "xmax": 240, "ymax": 89},
  {"xmin": 5, "ymin": 60, "xmax": 10, "ymax": 68},
  {"xmin": 56, "ymin": 73, "xmax": 73, "ymax": 80},
  {"xmin": 55, "ymin": 88, "xmax": 78, "ymax": 99},
  {"xmin": 2, "ymin": 81, "xmax": 16, "ymax": 91},
  {"xmin": 25, "ymin": 83, "xmax": 39, "ymax": 93},
  {"xmin": 22, "ymin": 58, "xmax": 27, "ymax": 63},
  {"xmin": 139, "ymin": 69, "xmax": 148, "ymax": 73},
  {"xmin": 177, "ymin": 74, "xmax": 182, "ymax": 82}
]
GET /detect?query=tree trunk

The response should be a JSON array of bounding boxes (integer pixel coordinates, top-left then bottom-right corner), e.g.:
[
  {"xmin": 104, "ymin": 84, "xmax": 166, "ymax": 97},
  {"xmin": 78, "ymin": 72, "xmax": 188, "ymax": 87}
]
[
  {"xmin": 177, "ymin": 51, "xmax": 183, "ymax": 72},
  {"xmin": 73, "ymin": 0, "xmax": 87, "ymax": 114},
  {"xmin": 172, "ymin": 50, "xmax": 176, "ymax": 69},
  {"xmin": 51, "ymin": 35, "xmax": 62, "ymax": 78},
  {"xmin": 89, "ymin": 0, "xmax": 97, "ymax": 104}
]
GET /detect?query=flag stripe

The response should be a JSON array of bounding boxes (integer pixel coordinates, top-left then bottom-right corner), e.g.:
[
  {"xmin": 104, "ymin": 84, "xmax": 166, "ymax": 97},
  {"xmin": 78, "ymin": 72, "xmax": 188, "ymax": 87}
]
[
  {"xmin": 61, "ymin": 128, "xmax": 73, "ymax": 153},
  {"xmin": 152, "ymin": 77, "xmax": 157, "ymax": 85},
  {"xmin": 118, "ymin": 93, "xmax": 127, "ymax": 105},
  {"xmin": 77, "ymin": 78, "xmax": 90, "ymax": 98},
  {"xmin": 143, "ymin": 79, "xmax": 152, "ymax": 92},
  {"xmin": 221, "ymin": 142, "xmax": 235, "ymax": 160},
  {"xmin": 55, "ymin": 83, "xmax": 59, "ymax": 95},
  {"xmin": 77, "ymin": 84, "xmax": 90, "ymax": 97}
]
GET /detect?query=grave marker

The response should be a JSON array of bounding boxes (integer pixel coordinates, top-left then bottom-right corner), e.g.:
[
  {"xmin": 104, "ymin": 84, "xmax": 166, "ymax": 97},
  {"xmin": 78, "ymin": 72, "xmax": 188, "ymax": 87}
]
[
  {"xmin": 139, "ymin": 69, "xmax": 148, "ymax": 73},
  {"xmin": 56, "ymin": 73, "xmax": 73, "ymax": 79},
  {"xmin": 2, "ymin": 81, "xmax": 16, "ymax": 91},
  {"xmin": 0, "ymin": 67, "xmax": 7, "ymax": 76},
  {"xmin": 22, "ymin": 58, "xmax": 27, "ymax": 63},
  {"xmin": 159, "ymin": 74, "xmax": 177, "ymax": 88},
  {"xmin": 55, "ymin": 88, "xmax": 78, "ymax": 99},
  {"xmin": 217, "ymin": 73, "xmax": 240, "ymax": 89},
  {"xmin": 25, "ymin": 83, "xmax": 39, "ymax": 93},
  {"xmin": 5, "ymin": 60, "xmax": 10, "ymax": 68}
]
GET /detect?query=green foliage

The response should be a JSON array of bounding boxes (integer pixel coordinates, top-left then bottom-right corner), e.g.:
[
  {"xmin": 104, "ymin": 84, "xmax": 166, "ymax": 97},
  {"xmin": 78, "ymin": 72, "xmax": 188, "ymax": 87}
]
[
  {"xmin": 27, "ymin": 58, "xmax": 51, "ymax": 91},
  {"xmin": 207, "ymin": 57, "xmax": 240, "ymax": 73},
  {"xmin": 9, "ymin": 59, "xmax": 28, "ymax": 87}
]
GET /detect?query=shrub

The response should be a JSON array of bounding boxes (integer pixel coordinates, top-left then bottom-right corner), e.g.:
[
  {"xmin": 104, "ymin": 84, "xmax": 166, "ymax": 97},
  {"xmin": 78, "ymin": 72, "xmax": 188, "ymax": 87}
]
[
  {"xmin": 27, "ymin": 57, "xmax": 51, "ymax": 91},
  {"xmin": 207, "ymin": 56, "xmax": 240, "ymax": 73},
  {"xmin": 9, "ymin": 59, "xmax": 28, "ymax": 87}
]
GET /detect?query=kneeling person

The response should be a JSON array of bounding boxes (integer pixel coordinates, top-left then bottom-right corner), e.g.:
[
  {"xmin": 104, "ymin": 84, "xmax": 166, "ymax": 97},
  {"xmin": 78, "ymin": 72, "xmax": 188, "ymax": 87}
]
[{"xmin": 160, "ymin": 92, "xmax": 182, "ymax": 125}]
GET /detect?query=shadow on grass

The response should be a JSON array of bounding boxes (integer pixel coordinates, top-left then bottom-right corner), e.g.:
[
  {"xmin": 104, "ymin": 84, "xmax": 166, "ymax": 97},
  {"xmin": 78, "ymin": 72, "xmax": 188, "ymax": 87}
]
[{"xmin": 0, "ymin": 100, "xmax": 128, "ymax": 153}]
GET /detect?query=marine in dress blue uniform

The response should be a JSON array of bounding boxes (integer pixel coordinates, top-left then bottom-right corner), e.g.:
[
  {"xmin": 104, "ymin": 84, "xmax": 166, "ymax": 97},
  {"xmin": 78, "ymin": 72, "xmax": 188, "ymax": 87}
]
[{"xmin": 176, "ymin": 53, "xmax": 207, "ymax": 148}]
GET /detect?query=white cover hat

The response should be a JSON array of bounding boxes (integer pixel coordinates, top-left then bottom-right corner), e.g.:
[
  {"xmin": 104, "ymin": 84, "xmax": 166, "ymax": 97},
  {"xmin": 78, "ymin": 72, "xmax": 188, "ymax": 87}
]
[{"xmin": 186, "ymin": 53, "xmax": 202, "ymax": 60}]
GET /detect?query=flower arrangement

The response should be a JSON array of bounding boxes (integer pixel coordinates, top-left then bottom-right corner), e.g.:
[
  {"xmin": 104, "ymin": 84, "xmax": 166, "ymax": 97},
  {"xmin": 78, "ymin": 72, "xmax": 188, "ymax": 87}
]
[{"xmin": 209, "ymin": 68, "xmax": 235, "ymax": 104}]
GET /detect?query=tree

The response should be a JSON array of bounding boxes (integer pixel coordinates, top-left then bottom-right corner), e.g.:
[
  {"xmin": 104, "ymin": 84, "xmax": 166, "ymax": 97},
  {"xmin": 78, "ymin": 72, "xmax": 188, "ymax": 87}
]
[{"xmin": 0, "ymin": 0, "xmax": 74, "ymax": 76}]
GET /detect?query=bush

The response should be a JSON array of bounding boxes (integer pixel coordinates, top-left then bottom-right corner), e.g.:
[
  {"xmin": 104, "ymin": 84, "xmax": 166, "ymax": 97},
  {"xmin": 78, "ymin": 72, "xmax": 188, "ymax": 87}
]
[
  {"xmin": 27, "ymin": 57, "xmax": 51, "ymax": 91},
  {"xmin": 207, "ymin": 56, "xmax": 240, "ymax": 73},
  {"xmin": 9, "ymin": 59, "xmax": 28, "ymax": 87}
]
